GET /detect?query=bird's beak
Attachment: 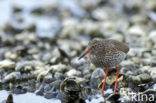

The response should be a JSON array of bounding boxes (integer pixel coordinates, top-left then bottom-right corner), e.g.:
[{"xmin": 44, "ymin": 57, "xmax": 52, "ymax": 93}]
[{"xmin": 79, "ymin": 49, "xmax": 91, "ymax": 60}]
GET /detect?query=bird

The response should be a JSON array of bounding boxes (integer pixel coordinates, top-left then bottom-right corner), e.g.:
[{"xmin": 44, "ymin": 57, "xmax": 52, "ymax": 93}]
[{"xmin": 79, "ymin": 39, "xmax": 129, "ymax": 96}]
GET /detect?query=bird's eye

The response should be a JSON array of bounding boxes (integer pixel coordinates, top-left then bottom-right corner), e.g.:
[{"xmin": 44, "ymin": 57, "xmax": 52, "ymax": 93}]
[{"xmin": 92, "ymin": 45, "xmax": 97, "ymax": 49}]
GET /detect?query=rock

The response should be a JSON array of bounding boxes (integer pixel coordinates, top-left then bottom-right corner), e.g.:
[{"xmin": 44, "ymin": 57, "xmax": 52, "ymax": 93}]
[
  {"xmin": 1, "ymin": 93, "xmax": 14, "ymax": 103},
  {"xmin": 128, "ymin": 25, "xmax": 146, "ymax": 36},
  {"xmin": 6, "ymin": 93, "xmax": 14, "ymax": 103},
  {"xmin": 36, "ymin": 72, "xmax": 46, "ymax": 82},
  {"xmin": 44, "ymin": 92, "xmax": 57, "ymax": 99},
  {"xmin": 49, "ymin": 80, "xmax": 62, "ymax": 91},
  {"xmin": 13, "ymin": 6, "xmax": 23, "ymax": 13},
  {"xmin": 121, "ymin": 60, "xmax": 134, "ymax": 66},
  {"xmin": 43, "ymin": 74, "xmax": 54, "ymax": 83},
  {"xmin": 15, "ymin": 60, "xmax": 44, "ymax": 71},
  {"xmin": 4, "ymin": 51, "xmax": 18, "ymax": 60},
  {"xmin": 54, "ymin": 72, "xmax": 65, "ymax": 80},
  {"xmin": 44, "ymin": 84, "xmax": 52, "ymax": 92},
  {"xmin": 27, "ymin": 47, "xmax": 39, "ymax": 54},
  {"xmin": 130, "ymin": 14, "xmax": 148, "ymax": 24},
  {"xmin": 21, "ymin": 73, "xmax": 29, "ymax": 80},
  {"xmin": 138, "ymin": 73, "xmax": 151, "ymax": 83},
  {"xmin": 57, "ymin": 39, "xmax": 82, "ymax": 56},
  {"xmin": 36, "ymin": 68, "xmax": 51, "ymax": 82},
  {"xmin": 74, "ymin": 77, "xmax": 89, "ymax": 84},
  {"xmin": 15, "ymin": 32, "xmax": 37, "ymax": 43},
  {"xmin": 41, "ymin": 52, "xmax": 53, "ymax": 62},
  {"xmin": 12, "ymin": 86, "xmax": 27, "ymax": 94},
  {"xmin": 127, "ymin": 73, "xmax": 152, "ymax": 91},
  {"xmin": 50, "ymin": 47, "xmax": 61, "ymax": 61},
  {"xmin": 35, "ymin": 84, "xmax": 44, "ymax": 96},
  {"xmin": 3, "ymin": 72, "xmax": 21, "ymax": 83},
  {"xmin": 0, "ymin": 59, "xmax": 15, "ymax": 69},
  {"xmin": 60, "ymin": 78, "xmax": 80, "ymax": 93},
  {"xmin": 60, "ymin": 19, "xmax": 78, "ymax": 38},
  {"xmin": 56, "ymin": 92, "xmax": 68, "ymax": 103},
  {"xmin": 145, "ymin": 0, "xmax": 156, "ymax": 10},
  {"xmin": 60, "ymin": 78, "xmax": 85, "ymax": 103},
  {"xmin": 149, "ymin": 12, "xmax": 156, "ymax": 22},
  {"xmin": 83, "ymin": 69, "xmax": 90, "ymax": 76},
  {"xmin": 149, "ymin": 30, "xmax": 156, "ymax": 43},
  {"xmin": 35, "ymin": 89, "xmax": 44, "ymax": 96},
  {"xmin": 91, "ymin": 8, "xmax": 110, "ymax": 20},
  {"xmin": 132, "ymin": 57, "xmax": 142, "ymax": 64},
  {"xmin": 71, "ymin": 57, "xmax": 87, "ymax": 68},
  {"xmin": 26, "ymin": 80, "xmax": 36, "ymax": 92},
  {"xmin": 141, "ymin": 66, "xmax": 151, "ymax": 72},
  {"xmin": 90, "ymin": 68, "xmax": 105, "ymax": 89},
  {"xmin": 52, "ymin": 64, "xmax": 69, "ymax": 73},
  {"xmin": 109, "ymin": 34, "xmax": 124, "ymax": 42},
  {"xmin": 41, "ymin": 47, "xmax": 61, "ymax": 63},
  {"xmin": 148, "ymin": 68, "xmax": 156, "ymax": 82},
  {"xmin": 79, "ymin": 0, "xmax": 101, "ymax": 10},
  {"xmin": 106, "ymin": 93, "xmax": 120, "ymax": 103},
  {"xmin": 77, "ymin": 21, "xmax": 100, "ymax": 35},
  {"xmin": 130, "ymin": 76, "xmax": 141, "ymax": 85},
  {"xmin": 66, "ymin": 69, "xmax": 81, "ymax": 77}
]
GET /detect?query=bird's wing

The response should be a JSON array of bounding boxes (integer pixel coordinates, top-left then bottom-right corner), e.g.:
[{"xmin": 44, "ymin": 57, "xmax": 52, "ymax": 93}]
[{"xmin": 107, "ymin": 39, "xmax": 129, "ymax": 53}]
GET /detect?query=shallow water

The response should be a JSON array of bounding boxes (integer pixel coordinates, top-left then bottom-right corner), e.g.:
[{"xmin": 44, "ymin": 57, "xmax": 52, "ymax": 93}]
[
  {"xmin": 0, "ymin": 90, "xmax": 61, "ymax": 103},
  {"xmin": 0, "ymin": 90, "xmax": 105, "ymax": 103}
]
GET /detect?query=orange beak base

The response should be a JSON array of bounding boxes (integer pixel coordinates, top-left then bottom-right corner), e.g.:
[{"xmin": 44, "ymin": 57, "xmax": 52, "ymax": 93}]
[{"xmin": 78, "ymin": 49, "xmax": 91, "ymax": 60}]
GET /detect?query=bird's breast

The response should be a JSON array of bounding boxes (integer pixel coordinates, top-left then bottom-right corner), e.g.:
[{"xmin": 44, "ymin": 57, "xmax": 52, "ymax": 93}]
[
  {"xmin": 89, "ymin": 53, "xmax": 105, "ymax": 68},
  {"xmin": 89, "ymin": 51, "xmax": 126, "ymax": 68}
]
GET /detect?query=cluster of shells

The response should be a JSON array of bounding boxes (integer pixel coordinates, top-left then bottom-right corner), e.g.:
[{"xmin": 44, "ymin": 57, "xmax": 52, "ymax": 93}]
[{"xmin": 0, "ymin": 0, "xmax": 156, "ymax": 102}]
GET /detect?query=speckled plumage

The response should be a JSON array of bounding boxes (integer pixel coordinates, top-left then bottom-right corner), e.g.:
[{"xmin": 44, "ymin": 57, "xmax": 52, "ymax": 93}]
[{"xmin": 88, "ymin": 39, "xmax": 129, "ymax": 68}]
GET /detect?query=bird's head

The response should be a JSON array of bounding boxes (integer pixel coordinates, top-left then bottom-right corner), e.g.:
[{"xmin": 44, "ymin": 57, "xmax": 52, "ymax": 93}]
[{"xmin": 79, "ymin": 39, "xmax": 100, "ymax": 60}]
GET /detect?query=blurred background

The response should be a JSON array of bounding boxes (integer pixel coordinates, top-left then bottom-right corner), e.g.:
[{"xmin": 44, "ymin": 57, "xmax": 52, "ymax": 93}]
[{"xmin": 0, "ymin": 0, "xmax": 156, "ymax": 103}]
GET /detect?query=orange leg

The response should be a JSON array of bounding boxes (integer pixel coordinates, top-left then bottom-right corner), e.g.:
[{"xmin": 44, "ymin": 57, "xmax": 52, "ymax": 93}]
[
  {"xmin": 101, "ymin": 68, "xmax": 108, "ymax": 96},
  {"xmin": 114, "ymin": 67, "xmax": 119, "ymax": 93}
]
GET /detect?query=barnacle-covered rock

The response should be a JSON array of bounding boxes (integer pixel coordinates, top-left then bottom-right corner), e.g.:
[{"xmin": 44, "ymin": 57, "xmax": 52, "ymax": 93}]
[{"xmin": 59, "ymin": 77, "xmax": 85, "ymax": 103}]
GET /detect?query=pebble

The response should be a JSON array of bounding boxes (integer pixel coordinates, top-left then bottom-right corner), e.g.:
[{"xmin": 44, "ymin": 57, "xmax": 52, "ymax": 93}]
[
  {"xmin": 66, "ymin": 69, "xmax": 81, "ymax": 77},
  {"xmin": 49, "ymin": 80, "xmax": 62, "ymax": 91},
  {"xmin": 141, "ymin": 66, "xmax": 151, "ymax": 72},
  {"xmin": 36, "ymin": 71, "xmax": 50, "ymax": 82},
  {"xmin": 0, "ymin": 59, "xmax": 15, "ymax": 69},
  {"xmin": 90, "ymin": 68, "xmax": 105, "ymax": 89},
  {"xmin": 3, "ymin": 72, "xmax": 21, "ymax": 83},
  {"xmin": 35, "ymin": 84, "xmax": 44, "ymax": 96},
  {"xmin": 42, "ymin": 74, "xmax": 54, "ymax": 83},
  {"xmin": 15, "ymin": 61, "xmax": 44, "ymax": 71},
  {"xmin": 71, "ymin": 57, "xmax": 87, "ymax": 68},
  {"xmin": 4, "ymin": 51, "xmax": 18, "ymax": 60},
  {"xmin": 149, "ymin": 30, "xmax": 156, "ymax": 45},
  {"xmin": 148, "ymin": 68, "xmax": 156, "ymax": 82},
  {"xmin": 52, "ymin": 64, "xmax": 69, "ymax": 73},
  {"xmin": 44, "ymin": 92, "xmax": 57, "ymax": 99},
  {"xmin": 138, "ymin": 73, "xmax": 151, "ymax": 83},
  {"xmin": 121, "ymin": 60, "xmax": 134, "ymax": 66},
  {"xmin": 12, "ymin": 86, "xmax": 27, "ymax": 94},
  {"xmin": 149, "ymin": 12, "xmax": 156, "ymax": 22},
  {"xmin": 128, "ymin": 25, "xmax": 146, "ymax": 36},
  {"xmin": 54, "ymin": 72, "xmax": 65, "ymax": 80}
]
